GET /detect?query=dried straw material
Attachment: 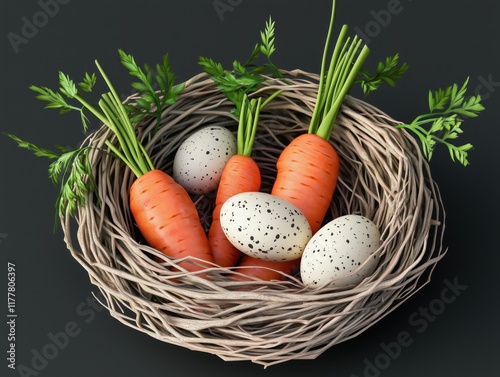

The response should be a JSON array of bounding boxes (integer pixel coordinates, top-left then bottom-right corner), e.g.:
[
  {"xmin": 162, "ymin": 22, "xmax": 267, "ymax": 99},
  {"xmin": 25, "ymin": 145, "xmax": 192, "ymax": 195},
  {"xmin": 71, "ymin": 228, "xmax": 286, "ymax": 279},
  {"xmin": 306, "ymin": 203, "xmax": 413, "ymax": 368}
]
[{"xmin": 62, "ymin": 70, "xmax": 446, "ymax": 367}]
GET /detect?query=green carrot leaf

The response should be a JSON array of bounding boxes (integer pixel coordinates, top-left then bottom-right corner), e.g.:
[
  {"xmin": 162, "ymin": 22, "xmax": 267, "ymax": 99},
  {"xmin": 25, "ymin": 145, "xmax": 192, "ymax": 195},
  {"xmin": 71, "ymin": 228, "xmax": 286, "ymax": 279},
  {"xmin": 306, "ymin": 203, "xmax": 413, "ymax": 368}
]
[
  {"xmin": 260, "ymin": 17, "xmax": 277, "ymax": 58},
  {"xmin": 119, "ymin": 49, "xmax": 183, "ymax": 132},
  {"xmin": 10, "ymin": 51, "xmax": 166, "ymax": 229},
  {"xmin": 397, "ymin": 78, "xmax": 484, "ymax": 166},
  {"xmin": 243, "ymin": 43, "xmax": 262, "ymax": 68},
  {"xmin": 136, "ymin": 98, "xmax": 151, "ymax": 111},
  {"xmin": 199, "ymin": 56, "xmax": 263, "ymax": 116},
  {"xmin": 29, "ymin": 85, "xmax": 77, "ymax": 115},
  {"xmin": 199, "ymin": 16, "xmax": 285, "ymax": 117},
  {"xmin": 429, "ymin": 85, "xmax": 452, "ymax": 112},
  {"xmin": 357, "ymin": 53, "xmax": 408, "ymax": 96},
  {"xmin": 78, "ymin": 72, "xmax": 97, "ymax": 93},
  {"xmin": 131, "ymin": 82, "xmax": 149, "ymax": 92},
  {"xmin": 6, "ymin": 133, "xmax": 95, "ymax": 227},
  {"xmin": 59, "ymin": 71, "xmax": 79, "ymax": 98},
  {"xmin": 5, "ymin": 133, "xmax": 60, "ymax": 160}
]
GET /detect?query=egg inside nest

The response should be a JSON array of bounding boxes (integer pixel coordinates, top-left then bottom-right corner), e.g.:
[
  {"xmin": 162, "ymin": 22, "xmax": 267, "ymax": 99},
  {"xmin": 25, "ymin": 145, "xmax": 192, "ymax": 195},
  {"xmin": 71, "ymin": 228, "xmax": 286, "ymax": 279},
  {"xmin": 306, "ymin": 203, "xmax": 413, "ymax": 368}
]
[
  {"xmin": 219, "ymin": 192, "xmax": 312, "ymax": 262},
  {"xmin": 300, "ymin": 215, "xmax": 381, "ymax": 287},
  {"xmin": 173, "ymin": 126, "xmax": 237, "ymax": 195}
]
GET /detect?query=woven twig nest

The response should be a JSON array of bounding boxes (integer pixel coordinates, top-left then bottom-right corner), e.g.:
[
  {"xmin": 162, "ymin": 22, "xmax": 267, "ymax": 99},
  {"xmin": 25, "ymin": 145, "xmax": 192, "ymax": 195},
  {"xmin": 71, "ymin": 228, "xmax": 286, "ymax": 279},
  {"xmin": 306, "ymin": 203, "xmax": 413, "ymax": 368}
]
[{"xmin": 62, "ymin": 70, "xmax": 446, "ymax": 367}]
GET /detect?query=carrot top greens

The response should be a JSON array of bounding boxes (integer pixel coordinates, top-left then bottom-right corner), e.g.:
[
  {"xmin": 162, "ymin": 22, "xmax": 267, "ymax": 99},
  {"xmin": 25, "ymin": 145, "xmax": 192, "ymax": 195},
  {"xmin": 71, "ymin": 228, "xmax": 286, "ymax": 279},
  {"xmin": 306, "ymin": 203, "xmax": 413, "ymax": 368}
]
[
  {"xmin": 200, "ymin": 16, "xmax": 284, "ymax": 157},
  {"xmin": 356, "ymin": 53, "xmax": 409, "ymax": 96},
  {"xmin": 199, "ymin": 16, "xmax": 283, "ymax": 118},
  {"xmin": 119, "ymin": 50, "xmax": 184, "ymax": 131},
  {"xmin": 236, "ymin": 91, "xmax": 282, "ymax": 157},
  {"xmin": 397, "ymin": 78, "xmax": 484, "ymax": 166},
  {"xmin": 6, "ymin": 51, "xmax": 181, "ymax": 226},
  {"xmin": 306, "ymin": 0, "xmax": 481, "ymax": 166},
  {"xmin": 308, "ymin": 1, "xmax": 370, "ymax": 140},
  {"xmin": 5, "ymin": 0, "xmax": 485, "ymax": 236}
]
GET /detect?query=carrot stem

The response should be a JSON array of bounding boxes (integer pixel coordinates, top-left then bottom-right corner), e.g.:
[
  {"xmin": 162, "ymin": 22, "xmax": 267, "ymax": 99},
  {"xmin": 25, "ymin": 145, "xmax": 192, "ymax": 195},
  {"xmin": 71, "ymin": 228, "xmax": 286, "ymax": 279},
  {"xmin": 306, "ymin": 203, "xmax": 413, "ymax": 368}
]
[
  {"xmin": 260, "ymin": 89, "xmax": 283, "ymax": 110},
  {"xmin": 323, "ymin": 30, "xmax": 350, "ymax": 116},
  {"xmin": 318, "ymin": 45, "xmax": 370, "ymax": 140},
  {"xmin": 237, "ymin": 90, "xmax": 282, "ymax": 157},
  {"xmin": 91, "ymin": 59, "xmax": 154, "ymax": 177},
  {"xmin": 309, "ymin": 0, "xmax": 370, "ymax": 141},
  {"xmin": 243, "ymin": 97, "xmax": 261, "ymax": 157},
  {"xmin": 310, "ymin": 0, "xmax": 338, "ymax": 133},
  {"xmin": 105, "ymin": 92, "xmax": 153, "ymax": 175},
  {"xmin": 236, "ymin": 96, "xmax": 247, "ymax": 155}
]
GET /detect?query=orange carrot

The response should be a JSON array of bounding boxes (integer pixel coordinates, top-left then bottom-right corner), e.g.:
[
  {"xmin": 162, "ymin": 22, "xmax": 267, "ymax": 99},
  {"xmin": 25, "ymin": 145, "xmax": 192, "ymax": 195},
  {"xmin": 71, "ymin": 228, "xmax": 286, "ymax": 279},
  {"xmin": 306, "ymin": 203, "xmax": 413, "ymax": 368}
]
[
  {"xmin": 207, "ymin": 93, "xmax": 281, "ymax": 267},
  {"xmin": 233, "ymin": 136, "xmax": 339, "ymax": 281},
  {"xmin": 130, "ymin": 169, "xmax": 213, "ymax": 272},
  {"xmin": 200, "ymin": 21, "xmax": 284, "ymax": 268},
  {"xmin": 209, "ymin": 154, "xmax": 261, "ymax": 267},
  {"xmin": 268, "ymin": 2, "xmax": 369, "ymax": 233},
  {"xmin": 271, "ymin": 133, "xmax": 339, "ymax": 234},
  {"xmin": 236, "ymin": 256, "xmax": 300, "ymax": 282},
  {"xmin": 235, "ymin": 0, "xmax": 370, "ymax": 281},
  {"xmin": 23, "ymin": 56, "xmax": 214, "ymax": 273},
  {"xmin": 83, "ymin": 60, "xmax": 215, "ymax": 273}
]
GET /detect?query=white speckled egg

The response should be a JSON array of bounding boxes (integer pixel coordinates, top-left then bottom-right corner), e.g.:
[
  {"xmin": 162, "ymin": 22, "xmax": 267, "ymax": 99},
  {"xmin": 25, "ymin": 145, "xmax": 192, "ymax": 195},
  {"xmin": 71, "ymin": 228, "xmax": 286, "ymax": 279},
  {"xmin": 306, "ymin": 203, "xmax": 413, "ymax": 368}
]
[
  {"xmin": 173, "ymin": 126, "xmax": 237, "ymax": 194},
  {"xmin": 300, "ymin": 215, "xmax": 381, "ymax": 288},
  {"xmin": 220, "ymin": 192, "xmax": 312, "ymax": 262}
]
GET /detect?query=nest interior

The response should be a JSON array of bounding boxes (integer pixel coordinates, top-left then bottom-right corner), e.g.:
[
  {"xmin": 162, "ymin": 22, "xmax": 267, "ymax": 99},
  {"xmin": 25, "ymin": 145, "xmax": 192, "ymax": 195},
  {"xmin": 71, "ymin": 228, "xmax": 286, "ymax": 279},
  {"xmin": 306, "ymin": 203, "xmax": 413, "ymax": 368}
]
[{"xmin": 62, "ymin": 70, "xmax": 446, "ymax": 367}]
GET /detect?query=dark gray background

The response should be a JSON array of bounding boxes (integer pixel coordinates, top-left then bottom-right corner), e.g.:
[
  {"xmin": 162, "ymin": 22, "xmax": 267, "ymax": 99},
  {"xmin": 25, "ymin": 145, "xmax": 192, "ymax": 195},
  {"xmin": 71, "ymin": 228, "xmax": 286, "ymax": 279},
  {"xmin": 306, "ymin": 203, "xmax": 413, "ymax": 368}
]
[{"xmin": 1, "ymin": 1, "xmax": 499, "ymax": 376}]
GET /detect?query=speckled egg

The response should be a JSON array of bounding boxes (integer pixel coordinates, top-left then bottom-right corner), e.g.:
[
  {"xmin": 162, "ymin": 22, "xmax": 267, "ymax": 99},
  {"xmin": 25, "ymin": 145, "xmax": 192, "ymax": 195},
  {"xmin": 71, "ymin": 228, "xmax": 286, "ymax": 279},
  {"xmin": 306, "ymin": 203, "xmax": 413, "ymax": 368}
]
[
  {"xmin": 219, "ymin": 192, "xmax": 312, "ymax": 262},
  {"xmin": 300, "ymin": 215, "xmax": 381, "ymax": 288},
  {"xmin": 173, "ymin": 126, "xmax": 237, "ymax": 194}
]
